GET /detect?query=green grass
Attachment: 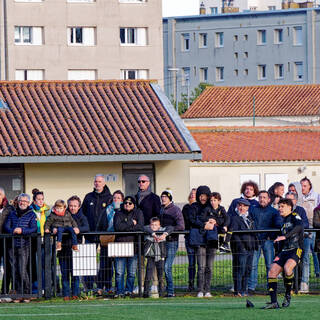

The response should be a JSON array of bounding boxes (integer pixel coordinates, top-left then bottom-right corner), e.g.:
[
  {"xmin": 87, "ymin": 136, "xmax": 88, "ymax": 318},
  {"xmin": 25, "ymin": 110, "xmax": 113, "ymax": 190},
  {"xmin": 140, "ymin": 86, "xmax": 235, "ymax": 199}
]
[{"xmin": 0, "ymin": 295, "xmax": 319, "ymax": 320}]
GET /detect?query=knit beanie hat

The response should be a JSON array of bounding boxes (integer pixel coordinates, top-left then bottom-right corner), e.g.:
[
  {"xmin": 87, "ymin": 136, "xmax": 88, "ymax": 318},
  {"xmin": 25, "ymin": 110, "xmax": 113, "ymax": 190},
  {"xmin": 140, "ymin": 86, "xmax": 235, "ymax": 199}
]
[
  {"xmin": 161, "ymin": 189, "xmax": 173, "ymax": 202},
  {"xmin": 123, "ymin": 196, "xmax": 136, "ymax": 206}
]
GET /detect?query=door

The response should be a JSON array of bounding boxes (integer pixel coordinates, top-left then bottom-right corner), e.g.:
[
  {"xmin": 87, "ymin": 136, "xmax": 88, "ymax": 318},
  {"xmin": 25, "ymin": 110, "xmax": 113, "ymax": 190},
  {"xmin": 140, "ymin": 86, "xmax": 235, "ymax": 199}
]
[{"xmin": 0, "ymin": 164, "xmax": 24, "ymax": 202}]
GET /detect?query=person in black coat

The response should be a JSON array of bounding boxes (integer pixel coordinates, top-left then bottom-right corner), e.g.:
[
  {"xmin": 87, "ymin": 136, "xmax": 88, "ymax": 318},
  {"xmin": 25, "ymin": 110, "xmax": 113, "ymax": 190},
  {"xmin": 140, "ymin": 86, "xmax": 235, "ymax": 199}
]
[
  {"xmin": 58, "ymin": 196, "xmax": 89, "ymax": 299},
  {"xmin": 114, "ymin": 196, "xmax": 144, "ymax": 297}
]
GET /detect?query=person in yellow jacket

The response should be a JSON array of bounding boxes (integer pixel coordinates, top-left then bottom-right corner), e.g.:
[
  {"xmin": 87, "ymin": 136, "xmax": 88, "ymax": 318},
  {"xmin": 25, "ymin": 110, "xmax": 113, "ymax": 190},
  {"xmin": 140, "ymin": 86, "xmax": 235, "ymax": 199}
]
[{"xmin": 30, "ymin": 188, "xmax": 50, "ymax": 294}]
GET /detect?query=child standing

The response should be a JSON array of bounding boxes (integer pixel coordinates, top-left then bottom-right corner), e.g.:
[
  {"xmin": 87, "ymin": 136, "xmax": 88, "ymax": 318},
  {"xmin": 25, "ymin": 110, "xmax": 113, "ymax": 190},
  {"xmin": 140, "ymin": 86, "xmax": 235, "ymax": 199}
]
[
  {"xmin": 143, "ymin": 217, "xmax": 173, "ymax": 298},
  {"xmin": 44, "ymin": 200, "xmax": 79, "ymax": 251},
  {"xmin": 202, "ymin": 192, "xmax": 231, "ymax": 252}
]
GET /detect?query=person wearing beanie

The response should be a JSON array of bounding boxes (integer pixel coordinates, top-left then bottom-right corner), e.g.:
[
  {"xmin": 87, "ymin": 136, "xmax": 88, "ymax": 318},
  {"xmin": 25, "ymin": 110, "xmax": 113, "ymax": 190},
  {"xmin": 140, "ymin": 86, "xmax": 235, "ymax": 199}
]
[
  {"xmin": 113, "ymin": 195, "xmax": 144, "ymax": 297},
  {"xmin": 159, "ymin": 189, "xmax": 184, "ymax": 297}
]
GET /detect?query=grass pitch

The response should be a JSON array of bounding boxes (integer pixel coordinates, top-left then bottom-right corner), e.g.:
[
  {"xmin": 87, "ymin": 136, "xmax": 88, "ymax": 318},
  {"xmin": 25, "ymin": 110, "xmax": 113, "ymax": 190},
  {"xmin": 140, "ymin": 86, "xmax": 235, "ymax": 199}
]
[{"xmin": 0, "ymin": 295, "xmax": 318, "ymax": 320}]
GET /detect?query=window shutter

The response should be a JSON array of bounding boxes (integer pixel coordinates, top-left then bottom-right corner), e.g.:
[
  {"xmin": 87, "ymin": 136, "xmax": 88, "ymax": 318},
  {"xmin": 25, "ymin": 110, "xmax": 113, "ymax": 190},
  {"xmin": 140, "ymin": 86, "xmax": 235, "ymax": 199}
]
[
  {"xmin": 83, "ymin": 27, "xmax": 95, "ymax": 45},
  {"xmin": 27, "ymin": 70, "xmax": 44, "ymax": 80},
  {"xmin": 137, "ymin": 28, "xmax": 147, "ymax": 45},
  {"xmin": 15, "ymin": 70, "xmax": 25, "ymax": 80},
  {"xmin": 32, "ymin": 27, "xmax": 43, "ymax": 45}
]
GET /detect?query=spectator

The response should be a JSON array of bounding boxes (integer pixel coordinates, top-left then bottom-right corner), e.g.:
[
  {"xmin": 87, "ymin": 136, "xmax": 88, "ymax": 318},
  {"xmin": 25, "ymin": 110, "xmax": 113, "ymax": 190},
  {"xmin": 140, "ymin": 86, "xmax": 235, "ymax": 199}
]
[
  {"xmin": 97, "ymin": 190, "xmax": 124, "ymax": 295},
  {"xmin": 58, "ymin": 196, "xmax": 89, "ymax": 300},
  {"xmin": 4, "ymin": 193, "xmax": 37, "ymax": 299},
  {"xmin": 159, "ymin": 190, "xmax": 185, "ymax": 298},
  {"xmin": 0, "ymin": 187, "xmax": 13, "ymax": 294},
  {"xmin": 248, "ymin": 190, "xmax": 282, "ymax": 294},
  {"xmin": 143, "ymin": 217, "xmax": 173, "ymax": 298},
  {"xmin": 136, "ymin": 175, "xmax": 161, "ymax": 224},
  {"xmin": 313, "ymin": 203, "xmax": 320, "ymax": 277},
  {"xmin": 288, "ymin": 182, "xmax": 303, "ymax": 206},
  {"xmin": 30, "ymin": 188, "xmax": 50, "ymax": 294},
  {"xmin": 300, "ymin": 177, "xmax": 320, "ymax": 292},
  {"xmin": 189, "ymin": 185, "xmax": 216, "ymax": 298},
  {"xmin": 268, "ymin": 182, "xmax": 285, "ymax": 209},
  {"xmin": 230, "ymin": 198, "xmax": 258, "ymax": 297},
  {"xmin": 44, "ymin": 200, "xmax": 79, "ymax": 252},
  {"xmin": 81, "ymin": 174, "xmax": 112, "ymax": 292},
  {"xmin": 227, "ymin": 181, "xmax": 259, "ymax": 216},
  {"xmin": 182, "ymin": 188, "xmax": 197, "ymax": 291},
  {"xmin": 114, "ymin": 196, "xmax": 144, "ymax": 297}
]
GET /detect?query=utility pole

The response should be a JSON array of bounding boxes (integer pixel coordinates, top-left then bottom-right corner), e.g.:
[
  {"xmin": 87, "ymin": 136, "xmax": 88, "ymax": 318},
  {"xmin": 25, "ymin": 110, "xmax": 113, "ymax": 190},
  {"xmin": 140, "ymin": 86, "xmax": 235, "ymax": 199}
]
[{"xmin": 168, "ymin": 68, "xmax": 179, "ymax": 113}]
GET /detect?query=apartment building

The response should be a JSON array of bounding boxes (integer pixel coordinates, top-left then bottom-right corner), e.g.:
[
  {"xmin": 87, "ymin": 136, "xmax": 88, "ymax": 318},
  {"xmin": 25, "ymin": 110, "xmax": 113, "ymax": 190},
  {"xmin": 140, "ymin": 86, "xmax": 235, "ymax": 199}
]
[
  {"xmin": 163, "ymin": 8, "xmax": 320, "ymax": 104},
  {"xmin": 0, "ymin": 0, "xmax": 163, "ymax": 84}
]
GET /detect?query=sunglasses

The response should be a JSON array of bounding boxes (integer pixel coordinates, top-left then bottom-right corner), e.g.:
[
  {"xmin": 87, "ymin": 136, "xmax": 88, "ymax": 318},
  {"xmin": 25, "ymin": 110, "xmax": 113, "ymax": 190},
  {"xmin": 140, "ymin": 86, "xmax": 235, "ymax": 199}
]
[
  {"xmin": 138, "ymin": 180, "xmax": 148, "ymax": 184},
  {"xmin": 124, "ymin": 201, "xmax": 133, "ymax": 205}
]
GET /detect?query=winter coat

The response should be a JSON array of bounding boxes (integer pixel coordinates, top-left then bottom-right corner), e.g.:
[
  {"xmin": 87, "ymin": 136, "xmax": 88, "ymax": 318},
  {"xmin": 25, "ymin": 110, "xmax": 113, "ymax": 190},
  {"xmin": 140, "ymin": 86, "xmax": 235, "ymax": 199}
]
[
  {"xmin": 294, "ymin": 205, "xmax": 309, "ymax": 229},
  {"xmin": 82, "ymin": 185, "xmax": 112, "ymax": 232},
  {"xmin": 0, "ymin": 203, "xmax": 13, "ymax": 233},
  {"xmin": 313, "ymin": 204, "xmax": 320, "ymax": 252},
  {"xmin": 301, "ymin": 188, "xmax": 320, "ymax": 228},
  {"xmin": 201, "ymin": 205, "xmax": 230, "ymax": 231},
  {"xmin": 44, "ymin": 210, "xmax": 78, "ymax": 230},
  {"xmin": 135, "ymin": 192, "xmax": 161, "ymax": 225},
  {"xmin": 227, "ymin": 197, "xmax": 259, "ymax": 216},
  {"xmin": 182, "ymin": 203, "xmax": 193, "ymax": 231},
  {"xmin": 250, "ymin": 204, "xmax": 282, "ymax": 242},
  {"xmin": 230, "ymin": 213, "xmax": 258, "ymax": 253},
  {"xmin": 4, "ymin": 207, "xmax": 37, "ymax": 248},
  {"xmin": 288, "ymin": 182, "xmax": 303, "ymax": 206},
  {"xmin": 159, "ymin": 202, "xmax": 185, "ymax": 242}
]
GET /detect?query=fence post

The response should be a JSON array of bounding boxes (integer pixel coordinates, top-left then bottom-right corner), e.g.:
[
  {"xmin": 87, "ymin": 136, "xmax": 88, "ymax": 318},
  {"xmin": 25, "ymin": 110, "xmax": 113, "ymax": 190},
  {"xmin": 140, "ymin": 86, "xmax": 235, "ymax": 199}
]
[
  {"xmin": 138, "ymin": 233, "xmax": 142, "ymax": 297},
  {"xmin": 44, "ymin": 233, "xmax": 52, "ymax": 299},
  {"xmin": 37, "ymin": 234, "xmax": 43, "ymax": 298}
]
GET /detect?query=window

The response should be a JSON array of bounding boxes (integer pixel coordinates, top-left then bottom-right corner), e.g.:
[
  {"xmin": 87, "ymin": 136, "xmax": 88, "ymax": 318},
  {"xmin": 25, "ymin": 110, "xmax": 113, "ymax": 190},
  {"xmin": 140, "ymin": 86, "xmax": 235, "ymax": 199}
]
[
  {"xmin": 244, "ymin": 52, "xmax": 248, "ymax": 58},
  {"xmin": 15, "ymin": 69, "xmax": 44, "ymax": 80},
  {"xmin": 250, "ymin": 6, "xmax": 257, "ymax": 11},
  {"xmin": 234, "ymin": 52, "xmax": 238, "ymax": 59},
  {"xmin": 215, "ymin": 32, "xmax": 224, "ymax": 47},
  {"xmin": 120, "ymin": 27, "xmax": 147, "ymax": 45},
  {"xmin": 244, "ymin": 69, "xmax": 248, "ymax": 76},
  {"xmin": 274, "ymin": 29, "xmax": 283, "ymax": 44},
  {"xmin": 181, "ymin": 33, "xmax": 190, "ymax": 51},
  {"xmin": 268, "ymin": 6, "xmax": 276, "ymax": 10},
  {"xmin": 234, "ymin": 69, "xmax": 238, "ymax": 76},
  {"xmin": 257, "ymin": 65, "xmax": 266, "ymax": 80},
  {"xmin": 210, "ymin": 7, "xmax": 218, "ymax": 14},
  {"xmin": 182, "ymin": 67, "xmax": 190, "ymax": 86},
  {"xmin": 199, "ymin": 33, "xmax": 207, "ymax": 48},
  {"xmin": 294, "ymin": 62, "xmax": 303, "ymax": 80},
  {"xmin": 14, "ymin": 26, "xmax": 43, "ymax": 45},
  {"xmin": 68, "ymin": 70, "xmax": 97, "ymax": 80},
  {"xmin": 257, "ymin": 30, "xmax": 266, "ymax": 45},
  {"xmin": 234, "ymin": 35, "xmax": 238, "ymax": 41},
  {"xmin": 244, "ymin": 34, "xmax": 248, "ymax": 41},
  {"xmin": 68, "ymin": 27, "xmax": 95, "ymax": 45},
  {"xmin": 274, "ymin": 64, "xmax": 284, "ymax": 79},
  {"xmin": 216, "ymin": 67, "xmax": 224, "ymax": 81},
  {"xmin": 199, "ymin": 67, "xmax": 208, "ymax": 82},
  {"xmin": 293, "ymin": 26, "xmax": 302, "ymax": 45},
  {"xmin": 120, "ymin": 69, "xmax": 148, "ymax": 80}
]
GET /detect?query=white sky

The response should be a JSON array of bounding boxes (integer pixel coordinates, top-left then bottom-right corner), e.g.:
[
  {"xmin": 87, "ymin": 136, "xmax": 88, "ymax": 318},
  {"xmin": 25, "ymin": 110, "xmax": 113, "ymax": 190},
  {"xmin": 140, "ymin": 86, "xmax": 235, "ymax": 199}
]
[{"xmin": 162, "ymin": 0, "xmax": 199, "ymax": 17}]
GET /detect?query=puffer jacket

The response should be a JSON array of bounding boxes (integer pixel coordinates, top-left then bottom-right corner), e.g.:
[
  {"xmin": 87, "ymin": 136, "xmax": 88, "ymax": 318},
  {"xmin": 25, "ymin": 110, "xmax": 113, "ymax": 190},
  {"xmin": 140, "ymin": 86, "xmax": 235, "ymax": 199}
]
[
  {"xmin": 0, "ymin": 201, "xmax": 13, "ymax": 233},
  {"xmin": 44, "ymin": 210, "xmax": 78, "ymax": 230}
]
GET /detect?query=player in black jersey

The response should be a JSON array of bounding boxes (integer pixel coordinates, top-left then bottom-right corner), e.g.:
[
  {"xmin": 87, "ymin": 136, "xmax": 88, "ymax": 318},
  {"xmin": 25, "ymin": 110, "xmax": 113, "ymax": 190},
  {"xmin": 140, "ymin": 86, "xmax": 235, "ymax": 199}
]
[{"xmin": 262, "ymin": 198, "xmax": 304, "ymax": 309}]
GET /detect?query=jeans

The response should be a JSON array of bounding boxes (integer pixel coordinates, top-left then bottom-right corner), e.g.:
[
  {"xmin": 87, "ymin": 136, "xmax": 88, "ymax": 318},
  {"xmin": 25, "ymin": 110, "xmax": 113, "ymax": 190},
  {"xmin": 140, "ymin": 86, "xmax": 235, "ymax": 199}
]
[
  {"xmin": 164, "ymin": 241, "xmax": 179, "ymax": 295},
  {"xmin": 196, "ymin": 246, "xmax": 216, "ymax": 293},
  {"xmin": 248, "ymin": 240, "xmax": 274, "ymax": 290},
  {"xmin": 59, "ymin": 251, "xmax": 80, "ymax": 297},
  {"xmin": 57, "ymin": 227, "xmax": 77, "ymax": 246},
  {"xmin": 185, "ymin": 236, "xmax": 196, "ymax": 287},
  {"xmin": 115, "ymin": 256, "xmax": 137, "ymax": 295},
  {"xmin": 97, "ymin": 246, "xmax": 114, "ymax": 291},
  {"xmin": 310, "ymin": 235, "xmax": 320, "ymax": 275},
  {"xmin": 144, "ymin": 257, "xmax": 165, "ymax": 296},
  {"xmin": 302, "ymin": 232, "xmax": 318, "ymax": 283},
  {"xmin": 233, "ymin": 251, "xmax": 254, "ymax": 295}
]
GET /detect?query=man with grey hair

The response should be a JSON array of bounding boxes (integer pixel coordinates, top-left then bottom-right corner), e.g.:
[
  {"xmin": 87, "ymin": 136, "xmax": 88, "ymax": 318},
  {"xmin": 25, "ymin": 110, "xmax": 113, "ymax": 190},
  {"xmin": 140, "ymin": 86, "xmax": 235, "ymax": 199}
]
[{"xmin": 4, "ymin": 193, "xmax": 37, "ymax": 298}]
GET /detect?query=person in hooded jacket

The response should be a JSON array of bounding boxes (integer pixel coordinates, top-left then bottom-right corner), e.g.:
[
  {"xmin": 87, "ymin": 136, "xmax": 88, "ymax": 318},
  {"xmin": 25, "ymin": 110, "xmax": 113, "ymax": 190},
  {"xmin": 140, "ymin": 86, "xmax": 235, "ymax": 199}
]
[
  {"xmin": 268, "ymin": 182, "xmax": 285, "ymax": 209},
  {"xmin": 189, "ymin": 185, "xmax": 217, "ymax": 298},
  {"xmin": 159, "ymin": 190, "xmax": 185, "ymax": 297},
  {"xmin": 288, "ymin": 182, "xmax": 303, "ymax": 206},
  {"xmin": 114, "ymin": 196, "xmax": 144, "ymax": 297}
]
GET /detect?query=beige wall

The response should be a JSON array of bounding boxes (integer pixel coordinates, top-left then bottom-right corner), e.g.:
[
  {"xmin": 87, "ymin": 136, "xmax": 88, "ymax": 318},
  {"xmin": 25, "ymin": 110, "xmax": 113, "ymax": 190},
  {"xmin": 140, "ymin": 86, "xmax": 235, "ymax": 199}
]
[
  {"xmin": 24, "ymin": 159, "xmax": 190, "ymax": 206},
  {"xmin": 1, "ymin": 0, "xmax": 163, "ymax": 86},
  {"xmin": 190, "ymin": 162, "xmax": 320, "ymax": 209}
]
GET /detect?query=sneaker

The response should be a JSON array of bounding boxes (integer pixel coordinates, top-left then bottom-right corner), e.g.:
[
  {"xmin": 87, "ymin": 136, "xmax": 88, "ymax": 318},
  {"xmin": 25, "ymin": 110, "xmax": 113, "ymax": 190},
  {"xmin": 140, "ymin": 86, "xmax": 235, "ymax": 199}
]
[
  {"xmin": 219, "ymin": 243, "xmax": 231, "ymax": 253},
  {"xmin": 72, "ymin": 245, "xmax": 79, "ymax": 251},
  {"xmin": 204, "ymin": 292, "xmax": 212, "ymax": 298},
  {"xmin": 151, "ymin": 285, "xmax": 158, "ymax": 294},
  {"xmin": 261, "ymin": 302, "xmax": 280, "ymax": 309},
  {"xmin": 114, "ymin": 294, "xmax": 124, "ymax": 299},
  {"xmin": 299, "ymin": 282, "xmax": 309, "ymax": 293},
  {"xmin": 56, "ymin": 241, "xmax": 62, "ymax": 251},
  {"xmin": 165, "ymin": 293, "xmax": 175, "ymax": 298},
  {"xmin": 63, "ymin": 297, "xmax": 70, "ymax": 301},
  {"xmin": 22, "ymin": 299, "xmax": 30, "ymax": 303},
  {"xmin": 248, "ymin": 289, "xmax": 255, "ymax": 296},
  {"xmin": 197, "ymin": 292, "xmax": 204, "ymax": 298},
  {"xmin": 282, "ymin": 295, "xmax": 291, "ymax": 308},
  {"xmin": 316, "ymin": 272, "xmax": 320, "ymax": 278}
]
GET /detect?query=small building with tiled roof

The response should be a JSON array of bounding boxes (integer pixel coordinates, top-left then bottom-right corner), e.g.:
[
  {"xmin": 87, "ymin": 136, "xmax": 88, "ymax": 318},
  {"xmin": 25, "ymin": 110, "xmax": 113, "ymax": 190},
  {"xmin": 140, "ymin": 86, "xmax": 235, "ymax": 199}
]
[
  {"xmin": 189, "ymin": 126, "xmax": 320, "ymax": 207},
  {"xmin": 183, "ymin": 84, "xmax": 320, "ymax": 127},
  {"xmin": 0, "ymin": 80, "xmax": 201, "ymax": 204}
]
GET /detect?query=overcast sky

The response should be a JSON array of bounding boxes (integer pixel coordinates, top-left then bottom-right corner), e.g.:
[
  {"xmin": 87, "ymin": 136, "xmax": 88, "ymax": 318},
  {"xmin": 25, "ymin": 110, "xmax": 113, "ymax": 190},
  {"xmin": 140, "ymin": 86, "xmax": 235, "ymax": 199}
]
[{"xmin": 162, "ymin": 0, "xmax": 199, "ymax": 17}]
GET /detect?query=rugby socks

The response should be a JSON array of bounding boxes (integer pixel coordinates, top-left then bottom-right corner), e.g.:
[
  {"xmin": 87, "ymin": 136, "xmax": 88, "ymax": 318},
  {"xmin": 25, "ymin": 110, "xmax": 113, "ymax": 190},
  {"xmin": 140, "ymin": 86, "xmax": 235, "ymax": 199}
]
[
  {"xmin": 268, "ymin": 278, "xmax": 278, "ymax": 303},
  {"xmin": 284, "ymin": 273, "xmax": 294, "ymax": 296}
]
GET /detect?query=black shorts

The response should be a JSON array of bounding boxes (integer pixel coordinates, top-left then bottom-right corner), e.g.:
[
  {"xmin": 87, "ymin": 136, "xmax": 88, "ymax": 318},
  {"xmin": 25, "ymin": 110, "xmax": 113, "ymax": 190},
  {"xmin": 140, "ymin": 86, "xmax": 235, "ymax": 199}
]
[{"xmin": 273, "ymin": 248, "xmax": 303, "ymax": 268}]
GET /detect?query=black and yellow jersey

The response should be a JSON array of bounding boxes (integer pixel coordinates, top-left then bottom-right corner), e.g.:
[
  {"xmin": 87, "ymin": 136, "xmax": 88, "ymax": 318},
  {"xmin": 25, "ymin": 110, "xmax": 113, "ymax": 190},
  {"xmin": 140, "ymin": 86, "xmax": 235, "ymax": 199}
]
[{"xmin": 280, "ymin": 212, "xmax": 304, "ymax": 251}]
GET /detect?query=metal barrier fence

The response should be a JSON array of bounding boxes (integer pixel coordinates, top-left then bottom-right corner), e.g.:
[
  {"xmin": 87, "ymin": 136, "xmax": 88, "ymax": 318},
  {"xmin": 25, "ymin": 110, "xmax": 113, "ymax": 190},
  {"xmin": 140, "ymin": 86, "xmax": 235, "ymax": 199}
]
[{"xmin": 1, "ymin": 229, "xmax": 320, "ymax": 299}]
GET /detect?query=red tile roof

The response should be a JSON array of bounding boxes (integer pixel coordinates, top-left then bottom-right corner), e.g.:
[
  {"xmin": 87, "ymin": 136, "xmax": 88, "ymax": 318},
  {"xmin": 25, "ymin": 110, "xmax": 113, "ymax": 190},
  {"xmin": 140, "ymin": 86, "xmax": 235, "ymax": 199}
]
[
  {"xmin": 182, "ymin": 84, "xmax": 320, "ymax": 118},
  {"xmin": 0, "ymin": 80, "xmax": 196, "ymax": 158},
  {"xmin": 189, "ymin": 126, "xmax": 320, "ymax": 162}
]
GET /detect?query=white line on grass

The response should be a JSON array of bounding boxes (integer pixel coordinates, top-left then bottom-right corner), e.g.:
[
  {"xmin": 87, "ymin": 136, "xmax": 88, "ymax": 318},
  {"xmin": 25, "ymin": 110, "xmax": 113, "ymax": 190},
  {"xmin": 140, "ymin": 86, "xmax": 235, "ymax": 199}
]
[{"xmin": 0, "ymin": 313, "xmax": 99, "ymax": 317}]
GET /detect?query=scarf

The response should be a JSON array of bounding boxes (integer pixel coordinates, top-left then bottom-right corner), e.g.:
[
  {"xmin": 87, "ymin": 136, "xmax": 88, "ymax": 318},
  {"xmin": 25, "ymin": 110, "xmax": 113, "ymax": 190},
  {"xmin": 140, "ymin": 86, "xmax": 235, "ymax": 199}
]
[
  {"xmin": 52, "ymin": 208, "xmax": 66, "ymax": 217},
  {"xmin": 106, "ymin": 203, "xmax": 120, "ymax": 232},
  {"xmin": 137, "ymin": 186, "xmax": 151, "ymax": 205},
  {"xmin": 17, "ymin": 206, "xmax": 30, "ymax": 217},
  {"xmin": 31, "ymin": 203, "xmax": 50, "ymax": 236}
]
